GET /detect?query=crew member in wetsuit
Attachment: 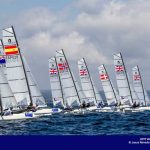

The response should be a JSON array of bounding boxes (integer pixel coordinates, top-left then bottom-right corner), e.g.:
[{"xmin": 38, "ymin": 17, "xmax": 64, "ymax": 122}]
[
  {"xmin": 81, "ymin": 101, "xmax": 86, "ymax": 108},
  {"xmin": 27, "ymin": 102, "xmax": 37, "ymax": 112},
  {"xmin": 132, "ymin": 102, "xmax": 137, "ymax": 108},
  {"xmin": 86, "ymin": 103, "xmax": 90, "ymax": 108}
]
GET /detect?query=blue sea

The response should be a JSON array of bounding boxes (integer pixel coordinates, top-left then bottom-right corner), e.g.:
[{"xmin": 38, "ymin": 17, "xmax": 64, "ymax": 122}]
[{"xmin": 0, "ymin": 90, "xmax": 150, "ymax": 135}]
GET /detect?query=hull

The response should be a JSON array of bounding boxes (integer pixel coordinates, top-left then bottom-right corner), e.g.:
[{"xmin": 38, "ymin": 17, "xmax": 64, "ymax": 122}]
[
  {"xmin": 86, "ymin": 106, "xmax": 97, "ymax": 111},
  {"xmin": 64, "ymin": 108, "xmax": 88, "ymax": 115},
  {"xmin": 0, "ymin": 112, "xmax": 38, "ymax": 120},
  {"xmin": 34, "ymin": 108, "xmax": 62, "ymax": 116}
]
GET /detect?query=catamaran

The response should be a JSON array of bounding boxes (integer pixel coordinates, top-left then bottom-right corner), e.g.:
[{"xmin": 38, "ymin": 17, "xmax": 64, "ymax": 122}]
[
  {"xmin": 113, "ymin": 52, "xmax": 142, "ymax": 113},
  {"xmin": 48, "ymin": 57, "xmax": 64, "ymax": 112},
  {"xmin": 132, "ymin": 65, "xmax": 150, "ymax": 111},
  {"xmin": 0, "ymin": 40, "xmax": 38, "ymax": 120},
  {"xmin": 78, "ymin": 58, "xmax": 104, "ymax": 111},
  {"xmin": 2, "ymin": 26, "xmax": 53, "ymax": 117},
  {"xmin": 98, "ymin": 64, "xmax": 121, "ymax": 112}
]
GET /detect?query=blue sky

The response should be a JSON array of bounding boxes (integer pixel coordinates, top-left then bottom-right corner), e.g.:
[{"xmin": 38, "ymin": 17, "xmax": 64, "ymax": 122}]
[{"xmin": 1, "ymin": 0, "xmax": 150, "ymax": 91}]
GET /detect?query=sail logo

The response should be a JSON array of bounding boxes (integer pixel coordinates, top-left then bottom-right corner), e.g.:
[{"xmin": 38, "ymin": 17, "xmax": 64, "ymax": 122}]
[
  {"xmin": 80, "ymin": 69, "xmax": 88, "ymax": 76},
  {"xmin": 49, "ymin": 68, "xmax": 58, "ymax": 75},
  {"xmin": 0, "ymin": 55, "xmax": 6, "ymax": 64},
  {"xmin": 100, "ymin": 74, "xmax": 108, "ymax": 80},
  {"xmin": 133, "ymin": 75, "xmax": 141, "ymax": 81},
  {"xmin": 115, "ymin": 65, "xmax": 124, "ymax": 72},
  {"xmin": 4, "ymin": 45, "xmax": 19, "ymax": 55},
  {"xmin": 58, "ymin": 63, "xmax": 69, "ymax": 71}
]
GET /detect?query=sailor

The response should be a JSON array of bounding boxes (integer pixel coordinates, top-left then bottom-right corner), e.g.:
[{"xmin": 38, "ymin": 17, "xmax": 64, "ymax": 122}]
[
  {"xmin": 86, "ymin": 103, "xmax": 90, "ymax": 108},
  {"xmin": 27, "ymin": 102, "xmax": 37, "ymax": 112},
  {"xmin": 132, "ymin": 102, "xmax": 137, "ymax": 108},
  {"xmin": 2, "ymin": 108, "xmax": 13, "ymax": 116},
  {"xmin": 81, "ymin": 101, "xmax": 86, "ymax": 108}
]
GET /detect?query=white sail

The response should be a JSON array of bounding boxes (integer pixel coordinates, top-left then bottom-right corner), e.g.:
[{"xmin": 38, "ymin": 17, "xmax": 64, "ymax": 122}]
[
  {"xmin": 78, "ymin": 58, "xmax": 102, "ymax": 106},
  {"xmin": 72, "ymin": 72, "xmax": 88, "ymax": 104},
  {"xmin": 98, "ymin": 64, "xmax": 118, "ymax": 106},
  {"xmin": 0, "ymin": 67, "xmax": 18, "ymax": 111},
  {"xmin": 55, "ymin": 50, "xmax": 80, "ymax": 108},
  {"xmin": 129, "ymin": 81, "xmax": 140, "ymax": 105},
  {"xmin": 49, "ymin": 57, "xmax": 64, "ymax": 108},
  {"xmin": 0, "ymin": 40, "xmax": 18, "ymax": 112},
  {"xmin": 132, "ymin": 66, "xmax": 150, "ymax": 106},
  {"xmin": 23, "ymin": 56, "xmax": 47, "ymax": 107},
  {"xmin": 2, "ymin": 27, "xmax": 31, "ymax": 108},
  {"xmin": 113, "ymin": 53, "xmax": 133, "ymax": 106},
  {"xmin": 144, "ymin": 89, "xmax": 150, "ymax": 106},
  {"xmin": 0, "ymin": 40, "xmax": 7, "ymax": 75}
]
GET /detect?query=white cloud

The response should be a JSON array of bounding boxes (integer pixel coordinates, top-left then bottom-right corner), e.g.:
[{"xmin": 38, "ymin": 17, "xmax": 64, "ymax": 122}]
[{"xmin": 2, "ymin": 0, "xmax": 150, "ymax": 89}]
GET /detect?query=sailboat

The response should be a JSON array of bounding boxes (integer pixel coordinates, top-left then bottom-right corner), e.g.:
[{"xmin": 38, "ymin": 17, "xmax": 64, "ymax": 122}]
[
  {"xmin": 98, "ymin": 64, "xmax": 121, "ymax": 112},
  {"xmin": 113, "ymin": 52, "xmax": 141, "ymax": 112},
  {"xmin": 132, "ymin": 65, "xmax": 150, "ymax": 111},
  {"xmin": 0, "ymin": 40, "xmax": 38, "ymax": 120},
  {"xmin": 48, "ymin": 57, "xmax": 64, "ymax": 112},
  {"xmin": 2, "ymin": 26, "xmax": 52, "ymax": 117},
  {"xmin": 77, "ymin": 58, "xmax": 103, "ymax": 111},
  {"xmin": 55, "ymin": 49, "xmax": 84, "ymax": 113}
]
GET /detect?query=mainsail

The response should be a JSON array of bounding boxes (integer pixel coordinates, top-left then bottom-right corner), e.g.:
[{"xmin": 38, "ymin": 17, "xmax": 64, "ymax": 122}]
[
  {"xmin": 0, "ymin": 40, "xmax": 18, "ymax": 112},
  {"xmin": 2, "ymin": 26, "xmax": 32, "ymax": 108},
  {"xmin": 72, "ymin": 72, "xmax": 88, "ymax": 104},
  {"xmin": 78, "ymin": 58, "xmax": 102, "ymax": 106},
  {"xmin": 55, "ymin": 49, "xmax": 81, "ymax": 108},
  {"xmin": 113, "ymin": 53, "xmax": 133, "ymax": 106},
  {"xmin": 98, "ymin": 64, "xmax": 119, "ymax": 106},
  {"xmin": 23, "ymin": 56, "xmax": 47, "ymax": 107},
  {"xmin": 132, "ymin": 66, "xmax": 150, "ymax": 106},
  {"xmin": 0, "ymin": 67, "xmax": 18, "ymax": 112},
  {"xmin": 49, "ymin": 57, "xmax": 64, "ymax": 108}
]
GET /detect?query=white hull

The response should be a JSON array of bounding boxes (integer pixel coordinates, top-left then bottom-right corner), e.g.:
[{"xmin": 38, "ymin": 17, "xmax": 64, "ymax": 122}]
[
  {"xmin": 34, "ymin": 108, "xmax": 62, "ymax": 116},
  {"xmin": 86, "ymin": 106, "xmax": 97, "ymax": 111},
  {"xmin": 0, "ymin": 112, "xmax": 39, "ymax": 120},
  {"xmin": 64, "ymin": 108, "xmax": 88, "ymax": 115}
]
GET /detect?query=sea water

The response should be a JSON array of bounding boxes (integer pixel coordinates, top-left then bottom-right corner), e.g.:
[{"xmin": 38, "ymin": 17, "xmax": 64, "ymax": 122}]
[{"xmin": 0, "ymin": 91, "xmax": 150, "ymax": 135}]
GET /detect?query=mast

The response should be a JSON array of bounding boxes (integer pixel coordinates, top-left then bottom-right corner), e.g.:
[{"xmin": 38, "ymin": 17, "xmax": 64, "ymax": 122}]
[
  {"xmin": 0, "ymin": 86, "xmax": 3, "ymax": 115},
  {"xmin": 83, "ymin": 58, "xmax": 97, "ymax": 104},
  {"xmin": 11, "ymin": 26, "xmax": 33, "ymax": 106},
  {"xmin": 120, "ymin": 53, "xmax": 133, "ymax": 104},
  {"xmin": 54, "ymin": 56, "xmax": 65, "ymax": 107},
  {"xmin": 103, "ymin": 64, "xmax": 118, "ymax": 104},
  {"xmin": 0, "ymin": 40, "xmax": 5, "ymax": 114},
  {"xmin": 137, "ymin": 65, "xmax": 147, "ymax": 106},
  {"xmin": 61, "ymin": 49, "xmax": 81, "ymax": 105}
]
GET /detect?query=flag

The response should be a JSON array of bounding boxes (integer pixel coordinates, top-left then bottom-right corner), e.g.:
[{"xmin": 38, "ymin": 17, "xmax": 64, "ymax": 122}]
[
  {"xmin": 80, "ymin": 69, "xmax": 88, "ymax": 76},
  {"xmin": 49, "ymin": 68, "xmax": 57, "ymax": 75},
  {"xmin": 0, "ymin": 56, "xmax": 6, "ymax": 64},
  {"xmin": 134, "ymin": 75, "xmax": 141, "ymax": 80},
  {"xmin": 58, "ymin": 62, "xmax": 68, "ymax": 71},
  {"xmin": 100, "ymin": 74, "xmax": 108, "ymax": 80},
  {"xmin": 115, "ymin": 65, "xmax": 124, "ymax": 72},
  {"xmin": 4, "ymin": 45, "xmax": 19, "ymax": 55}
]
